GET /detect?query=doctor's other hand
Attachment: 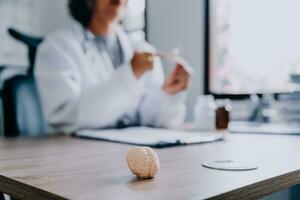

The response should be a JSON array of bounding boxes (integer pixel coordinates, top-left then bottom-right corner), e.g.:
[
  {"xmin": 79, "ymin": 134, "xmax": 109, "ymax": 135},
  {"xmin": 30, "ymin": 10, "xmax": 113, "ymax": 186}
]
[
  {"xmin": 131, "ymin": 52, "xmax": 154, "ymax": 79},
  {"xmin": 163, "ymin": 63, "xmax": 191, "ymax": 95}
]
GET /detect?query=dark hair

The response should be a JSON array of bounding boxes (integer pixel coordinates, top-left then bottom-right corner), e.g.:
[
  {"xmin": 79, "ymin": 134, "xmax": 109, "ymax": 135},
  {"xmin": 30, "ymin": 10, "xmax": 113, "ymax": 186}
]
[{"xmin": 68, "ymin": 0, "xmax": 95, "ymax": 27}]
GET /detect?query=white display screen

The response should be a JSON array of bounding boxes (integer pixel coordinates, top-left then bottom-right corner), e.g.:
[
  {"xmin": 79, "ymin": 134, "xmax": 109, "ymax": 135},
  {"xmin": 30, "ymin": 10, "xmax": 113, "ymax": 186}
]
[{"xmin": 210, "ymin": 0, "xmax": 300, "ymax": 94}]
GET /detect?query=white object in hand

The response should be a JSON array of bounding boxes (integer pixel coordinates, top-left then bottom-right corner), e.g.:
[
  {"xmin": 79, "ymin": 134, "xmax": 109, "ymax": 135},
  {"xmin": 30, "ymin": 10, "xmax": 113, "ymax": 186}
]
[
  {"xmin": 157, "ymin": 48, "xmax": 181, "ymax": 63},
  {"xmin": 127, "ymin": 147, "xmax": 160, "ymax": 179},
  {"xmin": 157, "ymin": 48, "xmax": 194, "ymax": 75}
]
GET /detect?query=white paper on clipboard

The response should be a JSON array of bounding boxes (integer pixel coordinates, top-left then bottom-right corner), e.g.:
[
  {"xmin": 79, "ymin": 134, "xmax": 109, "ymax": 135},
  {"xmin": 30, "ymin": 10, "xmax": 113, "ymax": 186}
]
[{"xmin": 75, "ymin": 127, "xmax": 224, "ymax": 148}]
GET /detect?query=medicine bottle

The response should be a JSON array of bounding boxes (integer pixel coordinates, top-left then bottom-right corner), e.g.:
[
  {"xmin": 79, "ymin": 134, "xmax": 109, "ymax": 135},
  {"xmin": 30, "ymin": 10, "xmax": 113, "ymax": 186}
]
[{"xmin": 215, "ymin": 99, "xmax": 232, "ymax": 130}]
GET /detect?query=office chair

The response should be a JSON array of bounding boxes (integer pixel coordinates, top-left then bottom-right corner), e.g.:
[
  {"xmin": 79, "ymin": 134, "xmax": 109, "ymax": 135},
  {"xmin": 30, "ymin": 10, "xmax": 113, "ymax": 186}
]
[
  {"xmin": 7, "ymin": 28, "xmax": 43, "ymax": 75},
  {"xmin": 2, "ymin": 28, "xmax": 46, "ymax": 137}
]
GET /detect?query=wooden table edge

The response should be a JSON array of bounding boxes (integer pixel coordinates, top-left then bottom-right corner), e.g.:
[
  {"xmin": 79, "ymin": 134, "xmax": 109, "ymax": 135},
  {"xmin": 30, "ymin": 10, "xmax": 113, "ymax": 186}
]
[
  {"xmin": 1, "ymin": 170, "xmax": 300, "ymax": 200},
  {"xmin": 0, "ymin": 175, "xmax": 67, "ymax": 200}
]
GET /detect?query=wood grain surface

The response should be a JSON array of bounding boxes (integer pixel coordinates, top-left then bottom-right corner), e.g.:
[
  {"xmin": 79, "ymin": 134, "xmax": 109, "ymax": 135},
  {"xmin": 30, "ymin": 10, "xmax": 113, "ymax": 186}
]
[{"xmin": 0, "ymin": 133, "xmax": 300, "ymax": 200}]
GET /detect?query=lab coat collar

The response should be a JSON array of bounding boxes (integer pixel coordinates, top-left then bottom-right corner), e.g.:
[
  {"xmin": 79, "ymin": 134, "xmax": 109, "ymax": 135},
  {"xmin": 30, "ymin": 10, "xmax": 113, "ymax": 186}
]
[
  {"xmin": 71, "ymin": 20, "xmax": 134, "ymax": 63},
  {"xmin": 116, "ymin": 26, "xmax": 134, "ymax": 63}
]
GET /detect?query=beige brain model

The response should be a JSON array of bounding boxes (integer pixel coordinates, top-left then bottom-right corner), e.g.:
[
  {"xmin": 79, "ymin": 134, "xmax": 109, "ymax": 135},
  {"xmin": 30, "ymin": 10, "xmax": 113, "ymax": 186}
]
[{"xmin": 127, "ymin": 147, "xmax": 160, "ymax": 179}]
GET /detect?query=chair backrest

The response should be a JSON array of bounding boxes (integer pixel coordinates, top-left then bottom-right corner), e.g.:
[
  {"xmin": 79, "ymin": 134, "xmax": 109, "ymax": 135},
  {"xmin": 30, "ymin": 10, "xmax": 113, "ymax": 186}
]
[
  {"xmin": 2, "ymin": 75, "xmax": 46, "ymax": 137},
  {"xmin": 2, "ymin": 29, "xmax": 45, "ymax": 137},
  {"xmin": 8, "ymin": 28, "xmax": 43, "ymax": 74}
]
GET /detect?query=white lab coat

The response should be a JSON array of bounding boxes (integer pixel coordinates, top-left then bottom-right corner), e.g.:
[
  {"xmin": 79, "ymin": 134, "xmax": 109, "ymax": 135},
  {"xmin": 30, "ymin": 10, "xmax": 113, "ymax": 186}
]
[{"xmin": 34, "ymin": 21, "xmax": 187, "ymax": 134}]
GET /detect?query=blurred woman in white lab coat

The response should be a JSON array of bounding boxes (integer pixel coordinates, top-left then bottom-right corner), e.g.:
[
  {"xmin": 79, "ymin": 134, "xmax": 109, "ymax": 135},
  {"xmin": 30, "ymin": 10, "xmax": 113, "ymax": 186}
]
[{"xmin": 34, "ymin": 0, "xmax": 191, "ymax": 134}]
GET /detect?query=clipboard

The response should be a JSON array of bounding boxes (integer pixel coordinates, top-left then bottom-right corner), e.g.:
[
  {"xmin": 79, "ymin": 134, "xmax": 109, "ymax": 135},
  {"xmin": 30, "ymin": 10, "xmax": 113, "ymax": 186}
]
[{"xmin": 75, "ymin": 127, "xmax": 224, "ymax": 148}]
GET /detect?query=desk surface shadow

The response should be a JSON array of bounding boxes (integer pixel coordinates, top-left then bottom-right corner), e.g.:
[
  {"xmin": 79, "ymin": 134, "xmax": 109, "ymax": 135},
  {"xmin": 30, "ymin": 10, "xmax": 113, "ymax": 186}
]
[{"xmin": 0, "ymin": 134, "xmax": 300, "ymax": 200}]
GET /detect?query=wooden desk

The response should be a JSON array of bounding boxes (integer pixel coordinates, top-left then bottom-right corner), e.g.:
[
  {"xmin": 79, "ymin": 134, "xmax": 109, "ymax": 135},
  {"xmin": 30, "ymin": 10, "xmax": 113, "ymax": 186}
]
[{"xmin": 0, "ymin": 134, "xmax": 300, "ymax": 200}]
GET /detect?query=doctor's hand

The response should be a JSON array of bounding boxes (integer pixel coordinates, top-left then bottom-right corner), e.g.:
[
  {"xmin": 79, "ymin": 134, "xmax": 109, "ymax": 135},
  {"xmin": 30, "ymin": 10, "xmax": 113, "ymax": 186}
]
[
  {"xmin": 131, "ymin": 52, "xmax": 154, "ymax": 79},
  {"xmin": 163, "ymin": 63, "xmax": 191, "ymax": 95}
]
